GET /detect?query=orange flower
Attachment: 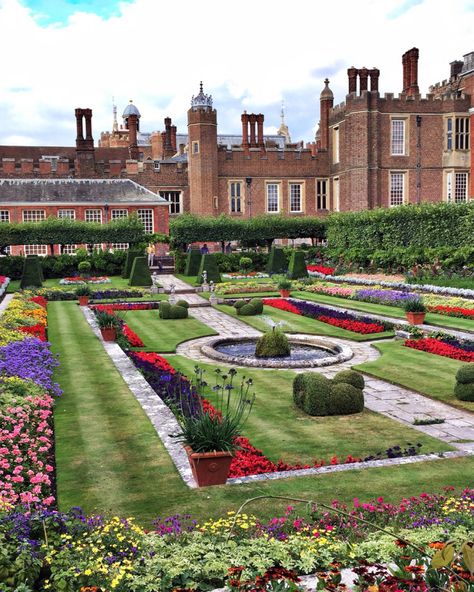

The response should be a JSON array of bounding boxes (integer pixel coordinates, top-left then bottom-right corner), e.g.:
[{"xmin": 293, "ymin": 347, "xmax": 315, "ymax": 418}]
[{"xmin": 428, "ymin": 541, "xmax": 446, "ymax": 549}]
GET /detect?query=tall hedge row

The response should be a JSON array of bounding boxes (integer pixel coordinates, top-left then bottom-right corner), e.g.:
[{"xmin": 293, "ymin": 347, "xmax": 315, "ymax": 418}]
[{"xmin": 327, "ymin": 203, "xmax": 474, "ymax": 251}]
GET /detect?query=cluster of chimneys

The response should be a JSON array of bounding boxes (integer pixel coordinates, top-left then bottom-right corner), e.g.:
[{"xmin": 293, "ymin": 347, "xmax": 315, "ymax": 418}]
[{"xmin": 241, "ymin": 112, "xmax": 265, "ymax": 151}]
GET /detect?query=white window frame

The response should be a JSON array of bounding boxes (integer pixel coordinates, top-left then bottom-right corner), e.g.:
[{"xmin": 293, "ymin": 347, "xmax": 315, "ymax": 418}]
[
  {"xmin": 61, "ymin": 244, "xmax": 78, "ymax": 255},
  {"xmin": 316, "ymin": 179, "xmax": 328, "ymax": 210},
  {"xmin": 137, "ymin": 209, "xmax": 154, "ymax": 234},
  {"xmin": 391, "ymin": 119, "xmax": 406, "ymax": 155},
  {"xmin": 266, "ymin": 182, "xmax": 280, "ymax": 213},
  {"xmin": 57, "ymin": 209, "xmax": 76, "ymax": 219},
  {"xmin": 22, "ymin": 210, "xmax": 46, "ymax": 223},
  {"xmin": 389, "ymin": 171, "xmax": 406, "ymax": 206},
  {"xmin": 24, "ymin": 244, "xmax": 48, "ymax": 256},
  {"xmin": 111, "ymin": 209, "xmax": 128, "ymax": 219},
  {"xmin": 0, "ymin": 211, "xmax": 10, "ymax": 223},
  {"xmin": 85, "ymin": 209, "xmax": 102, "ymax": 223},
  {"xmin": 229, "ymin": 181, "xmax": 243, "ymax": 214},
  {"xmin": 159, "ymin": 191, "xmax": 182, "ymax": 215},
  {"xmin": 110, "ymin": 243, "xmax": 129, "ymax": 251},
  {"xmin": 289, "ymin": 182, "xmax": 304, "ymax": 213},
  {"xmin": 446, "ymin": 171, "xmax": 469, "ymax": 203}
]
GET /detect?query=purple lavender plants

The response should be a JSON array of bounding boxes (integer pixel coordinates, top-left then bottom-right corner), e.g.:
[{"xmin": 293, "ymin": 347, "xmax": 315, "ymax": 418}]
[{"xmin": 353, "ymin": 289, "xmax": 419, "ymax": 307}]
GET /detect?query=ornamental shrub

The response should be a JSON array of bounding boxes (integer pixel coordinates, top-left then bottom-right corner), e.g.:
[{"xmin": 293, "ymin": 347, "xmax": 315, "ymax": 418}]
[
  {"xmin": 239, "ymin": 256, "xmax": 253, "ymax": 272},
  {"xmin": 197, "ymin": 254, "xmax": 221, "ymax": 284},
  {"xmin": 266, "ymin": 247, "xmax": 287, "ymax": 274},
  {"xmin": 287, "ymin": 250, "xmax": 308, "ymax": 280},
  {"xmin": 237, "ymin": 303, "xmax": 258, "ymax": 316},
  {"xmin": 20, "ymin": 256, "xmax": 43, "ymax": 289},
  {"xmin": 184, "ymin": 249, "xmax": 202, "ymax": 276},
  {"xmin": 302, "ymin": 373, "xmax": 332, "ymax": 416},
  {"xmin": 255, "ymin": 329, "xmax": 290, "ymax": 358},
  {"xmin": 328, "ymin": 382, "xmax": 364, "ymax": 415},
  {"xmin": 159, "ymin": 301, "xmax": 171, "ymax": 319},
  {"xmin": 122, "ymin": 249, "xmax": 143, "ymax": 278},
  {"xmin": 333, "ymin": 369, "xmax": 365, "ymax": 390},
  {"xmin": 454, "ymin": 382, "xmax": 474, "ymax": 402},
  {"xmin": 129, "ymin": 256, "xmax": 152, "ymax": 286},
  {"xmin": 455, "ymin": 364, "xmax": 474, "ymax": 385},
  {"xmin": 234, "ymin": 300, "xmax": 246, "ymax": 309},
  {"xmin": 170, "ymin": 304, "xmax": 188, "ymax": 319},
  {"xmin": 292, "ymin": 373, "xmax": 309, "ymax": 407},
  {"xmin": 77, "ymin": 260, "xmax": 91, "ymax": 275},
  {"xmin": 176, "ymin": 299, "xmax": 190, "ymax": 309},
  {"xmin": 249, "ymin": 298, "xmax": 263, "ymax": 314}
]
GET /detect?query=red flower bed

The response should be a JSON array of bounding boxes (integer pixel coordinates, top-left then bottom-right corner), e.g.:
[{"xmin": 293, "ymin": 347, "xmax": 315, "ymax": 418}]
[
  {"xmin": 318, "ymin": 316, "xmax": 386, "ymax": 334},
  {"xmin": 92, "ymin": 303, "xmax": 157, "ymax": 312},
  {"xmin": 122, "ymin": 325, "xmax": 144, "ymax": 347},
  {"xmin": 131, "ymin": 351, "xmax": 176, "ymax": 374},
  {"xmin": 18, "ymin": 323, "xmax": 47, "ymax": 342},
  {"xmin": 429, "ymin": 305, "xmax": 474, "ymax": 319},
  {"xmin": 29, "ymin": 296, "xmax": 48, "ymax": 309},
  {"xmin": 263, "ymin": 298, "xmax": 301, "ymax": 314},
  {"xmin": 404, "ymin": 337, "xmax": 474, "ymax": 362},
  {"xmin": 307, "ymin": 265, "xmax": 335, "ymax": 275}
]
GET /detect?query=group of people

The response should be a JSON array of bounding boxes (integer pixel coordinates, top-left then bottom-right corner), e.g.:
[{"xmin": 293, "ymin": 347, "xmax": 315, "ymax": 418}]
[{"xmin": 198, "ymin": 243, "xmax": 232, "ymax": 255}]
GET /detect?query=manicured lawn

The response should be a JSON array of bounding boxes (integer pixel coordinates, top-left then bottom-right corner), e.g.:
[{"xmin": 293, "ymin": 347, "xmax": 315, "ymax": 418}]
[
  {"xmin": 293, "ymin": 290, "xmax": 474, "ymax": 333},
  {"xmin": 47, "ymin": 299, "xmax": 474, "ymax": 528},
  {"xmin": 124, "ymin": 309, "xmax": 217, "ymax": 352},
  {"xmin": 166, "ymin": 355, "xmax": 451, "ymax": 465},
  {"xmin": 355, "ymin": 339, "xmax": 474, "ymax": 413},
  {"xmin": 8, "ymin": 275, "xmax": 160, "ymax": 292},
  {"xmin": 215, "ymin": 303, "xmax": 394, "ymax": 342},
  {"xmin": 407, "ymin": 277, "xmax": 474, "ymax": 290},
  {"xmin": 175, "ymin": 274, "xmax": 199, "ymax": 286}
]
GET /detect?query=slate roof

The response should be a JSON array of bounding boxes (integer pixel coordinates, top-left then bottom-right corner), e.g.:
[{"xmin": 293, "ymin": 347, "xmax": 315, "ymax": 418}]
[{"xmin": 0, "ymin": 179, "xmax": 168, "ymax": 205}]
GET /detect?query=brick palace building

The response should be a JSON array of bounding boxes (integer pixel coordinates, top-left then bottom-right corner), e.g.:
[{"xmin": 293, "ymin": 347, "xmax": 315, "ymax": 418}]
[{"xmin": 0, "ymin": 47, "xmax": 472, "ymax": 255}]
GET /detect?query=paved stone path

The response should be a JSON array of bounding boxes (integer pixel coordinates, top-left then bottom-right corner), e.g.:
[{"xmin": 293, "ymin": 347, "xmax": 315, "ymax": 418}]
[{"xmin": 0, "ymin": 293, "xmax": 13, "ymax": 314}]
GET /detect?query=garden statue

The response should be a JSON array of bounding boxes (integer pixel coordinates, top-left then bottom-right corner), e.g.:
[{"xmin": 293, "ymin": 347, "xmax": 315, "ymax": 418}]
[
  {"xmin": 151, "ymin": 272, "xmax": 160, "ymax": 294},
  {"xmin": 169, "ymin": 283, "xmax": 176, "ymax": 304},
  {"xmin": 209, "ymin": 281, "xmax": 217, "ymax": 305},
  {"xmin": 202, "ymin": 270, "xmax": 209, "ymax": 292}
]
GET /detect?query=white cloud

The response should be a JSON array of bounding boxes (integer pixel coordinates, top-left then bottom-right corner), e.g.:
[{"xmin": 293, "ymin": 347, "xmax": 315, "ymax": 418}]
[{"xmin": 0, "ymin": 0, "xmax": 472, "ymax": 146}]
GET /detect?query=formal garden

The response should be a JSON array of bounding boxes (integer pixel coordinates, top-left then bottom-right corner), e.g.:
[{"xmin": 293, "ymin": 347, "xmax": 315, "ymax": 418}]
[{"xmin": 0, "ymin": 203, "xmax": 473, "ymax": 591}]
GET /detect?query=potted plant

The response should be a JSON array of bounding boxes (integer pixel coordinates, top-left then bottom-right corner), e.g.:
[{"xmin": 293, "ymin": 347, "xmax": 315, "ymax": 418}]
[
  {"xmin": 95, "ymin": 310, "xmax": 119, "ymax": 341},
  {"xmin": 173, "ymin": 368, "xmax": 255, "ymax": 487},
  {"xmin": 277, "ymin": 278, "xmax": 292, "ymax": 298},
  {"xmin": 75, "ymin": 284, "xmax": 92, "ymax": 306},
  {"xmin": 404, "ymin": 297, "xmax": 427, "ymax": 325}
]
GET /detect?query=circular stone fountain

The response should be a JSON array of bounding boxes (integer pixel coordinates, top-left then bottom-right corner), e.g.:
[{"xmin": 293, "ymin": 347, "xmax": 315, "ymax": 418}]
[{"xmin": 201, "ymin": 335, "xmax": 353, "ymax": 368}]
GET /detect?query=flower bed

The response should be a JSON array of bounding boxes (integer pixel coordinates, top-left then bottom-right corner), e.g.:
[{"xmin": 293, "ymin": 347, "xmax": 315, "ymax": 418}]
[
  {"xmin": 90, "ymin": 301, "xmax": 160, "ymax": 312},
  {"xmin": 215, "ymin": 281, "xmax": 276, "ymax": 295},
  {"xmin": 263, "ymin": 298, "xmax": 389, "ymax": 334},
  {"xmin": 222, "ymin": 272, "xmax": 270, "ymax": 280},
  {"xmin": 429, "ymin": 304, "xmax": 474, "ymax": 319},
  {"xmin": 405, "ymin": 336, "xmax": 474, "ymax": 362},
  {"xmin": 59, "ymin": 276, "xmax": 111, "ymax": 285},
  {"xmin": 307, "ymin": 264, "xmax": 335, "ymax": 275}
]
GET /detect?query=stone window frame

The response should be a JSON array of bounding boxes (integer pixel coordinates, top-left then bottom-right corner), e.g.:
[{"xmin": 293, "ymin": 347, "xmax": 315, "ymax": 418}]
[
  {"xmin": 192, "ymin": 141, "xmax": 200, "ymax": 154},
  {"xmin": 445, "ymin": 170, "xmax": 469, "ymax": 203},
  {"xmin": 389, "ymin": 170, "xmax": 407, "ymax": 207},
  {"xmin": 159, "ymin": 191, "xmax": 182, "ymax": 216},
  {"xmin": 265, "ymin": 181, "xmax": 281, "ymax": 214},
  {"xmin": 445, "ymin": 115, "xmax": 470, "ymax": 151},
  {"xmin": 332, "ymin": 126, "xmax": 340, "ymax": 164},
  {"xmin": 390, "ymin": 117, "xmax": 408, "ymax": 156},
  {"xmin": 288, "ymin": 181, "xmax": 305, "ymax": 213},
  {"xmin": 332, "ymin": 177, "xmax": 340, "ymax": 211},
  {"xmin": 228, "ymin": 180, "xmax": 244, "ymax": 214},
  {"xmin": 316, "ymin": 179, "xmax": 329, "ymax": 210}
]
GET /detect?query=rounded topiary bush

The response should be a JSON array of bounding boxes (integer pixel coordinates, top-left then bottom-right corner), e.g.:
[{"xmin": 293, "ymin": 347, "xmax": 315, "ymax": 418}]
[
  {"xmin": 249, "ymin": 298, "xmax": 263, "ymax": 314},
  {"xmin": 255, "ymin": 330, "xmax": 290, "ymax": 358},
  {"xmin": 292, "ymin": 373, "xmax": 309, "ymax": 408},
  {"xmin": 333, "ymin": 370, "xmax": 365, "ymax": 390},
  {"xmin": 302, "ymin": 374, "xmax": 332, "ymax": 416},
  {"xmin": 176, "ymin": 299, "xmax": 190, "ymax": 309},
  {"xmin": 234, "ymin": 300, "xmax": 246, "ymax": 310},
  {"xmin": 454, "ymin": 382, "xmax": 474, "ymax": 401},
  {"xmin": 159, "ymin": 301, "xmax": 171, "ymax": 319},
  {"xmin": 237, "ymin": 303, "xmax": 257, "ymax": 316},
  {"xmin": 170, "ymin": 304, "xmax": 188, "ymax": 319},
  {"xmin": 455, "ymin": 364, "xmax": 474, "ymax": 385},
  {"xmin": 328, "ymin": 383, "xmax": 364, "ymax": 415}
]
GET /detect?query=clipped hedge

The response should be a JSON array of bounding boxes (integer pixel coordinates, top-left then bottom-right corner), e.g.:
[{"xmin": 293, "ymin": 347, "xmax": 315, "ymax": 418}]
[
  {"xmin": 266, "ymin": 247, "xmax": 288, "ymax": 274},
  {"xmin": 129, "ymin": 256, "xmax": 152, "ymax": 287},
  {"xmin": 184, "ymin": 249, "xmax": 202, "ymax": 276},
  {"xmin": 197, "ymin": 254, "xmax": 221, "ymax": 284},
  {"xmin": 287, "ymin": 251, "xmax": 308, "ymax": 280},
  {"xmin": 20, "ymin": 256, "xmax": 43, "ymax": 289},
  {"xmin": 159, "ymin": 301, "xmax": 188, "ymax": 319},
  {"xmin": 454, "ymin": 364, "xmax": 474, "ymax": 402},
  {"xmin": 122, "ymin": 249, "xmax": 144, "ymax": 279}
]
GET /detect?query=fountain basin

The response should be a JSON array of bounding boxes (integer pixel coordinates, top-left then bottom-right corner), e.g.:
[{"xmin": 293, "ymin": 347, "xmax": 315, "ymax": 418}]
[{"xmin": 201, "ymin": 335, "xmax": 353, "ymax": 368}]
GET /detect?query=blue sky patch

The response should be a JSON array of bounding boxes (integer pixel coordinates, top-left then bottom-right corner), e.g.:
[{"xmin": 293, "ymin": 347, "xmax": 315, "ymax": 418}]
[{"xmin": 20, "ymin": 0, "xmax": 134, "ymax": 24}]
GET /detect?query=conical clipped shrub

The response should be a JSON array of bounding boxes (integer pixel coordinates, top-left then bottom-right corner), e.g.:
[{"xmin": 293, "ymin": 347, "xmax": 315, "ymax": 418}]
[
  {"xmin": 184, "ymin": 249, "xmax": 202, "ymax": 276},
  {"xmin": 286, "ymin": 250, "xmax": 308, "ymax": 280},
  {"xmin": 197, "ymin": 254, "xmax": 221, "ymax": 284},
  {"xmin": 122, "ymin": 249, "xmax": 143, "ymax": 279},
  {"xmin": 20, "ymin": 256, "xmax": 43, "ymax": 289},
  {"xmin": 266, "ymin": 247, "xmax": 287, "ymax": 274},
  {"xmin": 129, "ymin": 256, "xmax": 152, "ymax": 286}
]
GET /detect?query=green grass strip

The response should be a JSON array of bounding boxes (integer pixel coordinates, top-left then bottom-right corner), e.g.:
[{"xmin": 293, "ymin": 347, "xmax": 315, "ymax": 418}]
[
  {"xmin": 123, "ymin": 309, "xmax": 217, "ymax": 352},
  {"xmin": 355, "ymin": 340, "xmax": 474, "ymax": 413}
]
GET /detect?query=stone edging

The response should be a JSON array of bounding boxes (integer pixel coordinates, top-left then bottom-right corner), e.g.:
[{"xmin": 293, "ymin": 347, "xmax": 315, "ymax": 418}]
[{"xmin": 201, "ymin": 335, "xmax": 353, "ymax": 368}]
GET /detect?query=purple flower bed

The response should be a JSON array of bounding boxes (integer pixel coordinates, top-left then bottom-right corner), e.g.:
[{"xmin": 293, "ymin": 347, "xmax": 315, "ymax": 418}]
[
  {"xmin": 288, "ymin": 299, "xmax": 393, "ymax": 330},
  {"xmin": 0, "ymin": 338, "xmax": 62, "ymax": 397},
  {"xmin": 353, "ymin": 289, "xmax": 419, "ymax": 307},
  {"xmin": 91, "ymin": 289, "xmax": 145, "ymax": 300}
]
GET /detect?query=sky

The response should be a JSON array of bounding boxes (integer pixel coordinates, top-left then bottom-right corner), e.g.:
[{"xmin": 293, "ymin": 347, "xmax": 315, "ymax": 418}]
[{"xmin": 0, "ymin": 0, "xmax": 473, "ymax": 147}]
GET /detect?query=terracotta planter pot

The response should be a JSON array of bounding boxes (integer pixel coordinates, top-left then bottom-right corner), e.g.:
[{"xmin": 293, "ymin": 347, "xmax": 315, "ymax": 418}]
[
  {"xmin": 78, "ymin": 296, "xmax": 89, "ymax": 306},
  {"xmin": 406, "ymin": 312, "xmax": 426, "ymax": 325},
  {"xmin": 279, "ymin": 289, "xmax": 291, "ymax": 298},
  {"xmin": 100, "ymin": 327, "xmax": 117, "ymax": 341},
  {"xmin": 185, "ymin": 446, "xmax": 233, "ymax": 487}
]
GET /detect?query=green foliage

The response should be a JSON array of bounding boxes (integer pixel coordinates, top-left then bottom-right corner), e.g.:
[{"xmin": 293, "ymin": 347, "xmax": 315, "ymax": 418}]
[
  {"xmin": 176, "ymin": 299, "xmax": 190, "ymax": 309},
  {"xmin": 77, "ymin": 260, "xmax": 91, "ymax": 275},
  {"xmin": 129, "ymin": 256, "xmax": 152, "ymax": 287},
  {"xmin": 214, "ymin": 251, "xmax": 269, "ymax": 273},
  {"xmin": 234, "ymin": 300, "xmax": 246, "ymax": 309},
  {"xmin": 266, "ymin": 247, "xmax": 288, "ymax": 274},
  {"xmin": 95, "ymin": 310, "xmax": 120, "ymax": 329},
  {"xmin": 197, "ymin": 254, "xmax": 221, "ymax": 284},
  {"xmin": 255, "ymin": 329, "xmax": 291, "ymax": 358},
  {"xmin": 287, "ymin": 251, "xmax": 308, "ymax": 280},
  {"xmin": 184, "ymin": 249, "xmax": 202, "ymax": 276},
  {"xmin": 0, "ymin": 215, "xmax": 146, "ymax": 249},
  {"xmin": 159, "ymin": 301, "xmax": 171, "ymax": 319},
  {"xmin": 403, "ymin": 298, "xmax": 426, "ymax": 313},
  {"xmin": 327, "ymin": 203, "xmax": 474, "ymax": 254},
  {"xmin": 122, "ymin": 249, "xmax": 144, "ymax": 279},
  {"xmin": 170, "ymin": 305, "xmax": 188, "ymax": 319},
  {"xmin": 239, "ymin": 256, "xmax": 253, "ymax": 272},
  {"xmin": 328, "ymin": 382, "xmax": 365, "ymax": 415},
  {"xmin": 301, "ymin": 373, "xmax": 332, "ymax": 416},
  {"xmin": 277, "ymin": 278, "xmax": 292, "ymax": 290},
  {"xmin": 237, "ymin": 303, "xmax": 259, "ymax": 316},
  {"xmin": 333, "ymin": 370, "xmax": 365, "ymax": 390},
  {"xmin": 249, "ymin": 298, "xmax": 263, "ymax": 314},
  {"xmin": 292, "ymin": 373, "xmax": 308, "ymax": 408},
  {"xmin": 455, "ymin": 364, "xmax": 474, "ymax": 385},
  {"xmin": 169, "ymin": 213, "xmax": 327, "ymax": 248},
  {"xmin": 74, "ymin": 285, "xmax": 92, "ymax": 297},
  {"xmin": 20, "ymin": 256, "xmax": 43, "ymax": 289}
]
